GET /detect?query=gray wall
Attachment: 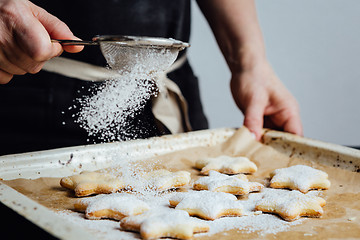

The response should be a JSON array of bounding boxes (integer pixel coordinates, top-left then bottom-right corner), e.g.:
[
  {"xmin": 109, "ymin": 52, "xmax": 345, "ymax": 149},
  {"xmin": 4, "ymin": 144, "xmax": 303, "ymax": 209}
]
[{"xmin": 188, "ymin": 0, "xmax": 360, "ymax": 146}]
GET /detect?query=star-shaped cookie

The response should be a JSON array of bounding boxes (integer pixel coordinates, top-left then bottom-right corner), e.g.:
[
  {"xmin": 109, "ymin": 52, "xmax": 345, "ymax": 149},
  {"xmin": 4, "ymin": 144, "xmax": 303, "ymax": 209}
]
[
  {"xmin": 195, "ymin": 155, "xmax": 257, "ymax": 175},
  {"xmin": 169, "ymin": 190, "xmax": 243, "ymax": 220},
  {"xmin": 141, "ymin": 169, "xmax": 191, "ymax": 191},
  {"xmin": 120, "ymin": 208, "xmax": 209, "ymax": 240},
  {"xmin": 255, "ymin": 189, "xmax": 326, "ymax": 221},
  {"xmin": 193, "ymin": 170, "xmax": 264, "ymax": 195},
  {"xmin": 269, "ymin": 165, "xmax": 331, "ymax": 193},
  {"xmin": 60, "ymin": 171, "xmax": 126, "ymax": 197},
  {"xmin": 74, "ymin": 193, "xmax": 150, "ymax": 220}
]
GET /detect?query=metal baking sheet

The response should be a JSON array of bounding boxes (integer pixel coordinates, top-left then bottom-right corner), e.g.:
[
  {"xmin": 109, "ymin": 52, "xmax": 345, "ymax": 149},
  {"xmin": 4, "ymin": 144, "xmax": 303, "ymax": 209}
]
[{"xmin": 0, "ymin": 128, "xmax": 359, "ymax": 239}]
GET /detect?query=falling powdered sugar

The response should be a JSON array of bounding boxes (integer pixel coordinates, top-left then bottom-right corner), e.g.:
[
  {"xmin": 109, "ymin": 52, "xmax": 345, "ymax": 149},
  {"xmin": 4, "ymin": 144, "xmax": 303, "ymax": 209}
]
[
  {"xmin": 76, "ymin": 77, "xmax": 157, "ymax": 141},
  {"xmin": 74, "ymin": 47, "xmax": 178, "ymax": 142}
]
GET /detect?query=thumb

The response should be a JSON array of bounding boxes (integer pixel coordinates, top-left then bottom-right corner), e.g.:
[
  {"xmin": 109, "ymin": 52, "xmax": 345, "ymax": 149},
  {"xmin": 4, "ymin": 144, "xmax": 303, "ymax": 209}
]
[
  {"xmin": 243, "ymin": 98, "xmax": 266, "ymax": 140},
  {"xmin": 29, "ymin": 2, "xmax": 83, "ymax": 53}
]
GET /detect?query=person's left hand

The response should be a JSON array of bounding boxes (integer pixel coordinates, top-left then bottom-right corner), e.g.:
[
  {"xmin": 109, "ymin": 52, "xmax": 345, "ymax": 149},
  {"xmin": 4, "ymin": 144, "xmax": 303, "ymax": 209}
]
[{"xmin": 230, "ymin": 60, "xmax": 303, "ymax": 140}]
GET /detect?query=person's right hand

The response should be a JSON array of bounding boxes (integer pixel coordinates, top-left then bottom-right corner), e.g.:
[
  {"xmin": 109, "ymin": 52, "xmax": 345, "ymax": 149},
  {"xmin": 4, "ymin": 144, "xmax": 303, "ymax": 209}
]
[{"xmin": 0, "ymin": 0, "xmax": 83, "ymax": 83}]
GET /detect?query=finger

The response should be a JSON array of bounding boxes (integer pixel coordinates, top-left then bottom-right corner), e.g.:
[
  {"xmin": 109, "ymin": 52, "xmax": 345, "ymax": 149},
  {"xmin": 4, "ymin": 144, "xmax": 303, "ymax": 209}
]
[
  {"xmin": 263, "ymin": 116, "xmax": 279, "ymax": 130},
  {"xmin": 283, "ymin": 114, "xmax": 303, "ymax": 137},
  {"xmin": 243, "ymin": 98, "xmax": 267, "ymax": 140},
  {"xmin": 3, "ymin": 40, "xmax": 45, "ymax": 74},
  {"xmin": 13, "ymin": 11, "xmax": 62, "ymax": 63},
  {"xmin": 266, "ymin": 101, "xmax": 303, "ymax": 137},
  {"xmin": 0, "ymin": 49, "xmax": 27, "ymax": 75},
  {"xmin": 60, "ymin": 37, "xmax": 84, "ymax": 53},
  {"xmin": 267, "ymin": 108, "xmax": 303, "ymax": 136},
  {"xmin": 0, "ymin": 69, "xmax": 13, "ymax": 84},
  {"xmin": 29, "ymin": 2, "xmax": 84, "ymax": 54}
]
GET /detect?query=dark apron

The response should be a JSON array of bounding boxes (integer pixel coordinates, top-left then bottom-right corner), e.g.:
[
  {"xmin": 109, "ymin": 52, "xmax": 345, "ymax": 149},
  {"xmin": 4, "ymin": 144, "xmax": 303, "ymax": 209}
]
[{"xmin": 0, "ymin": 0, "xmax": 208, "ymax": 155}]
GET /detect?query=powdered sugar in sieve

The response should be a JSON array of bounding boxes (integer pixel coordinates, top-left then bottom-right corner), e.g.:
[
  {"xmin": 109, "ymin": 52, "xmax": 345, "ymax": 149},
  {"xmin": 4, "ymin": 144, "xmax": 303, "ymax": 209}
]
[
  {"xmin": 54, "ymin": 35, "xmax": 189, "ymax": 78},
  {"xmin": 99, "ymin": 42, "xmax": 178, "ymax": 79}
]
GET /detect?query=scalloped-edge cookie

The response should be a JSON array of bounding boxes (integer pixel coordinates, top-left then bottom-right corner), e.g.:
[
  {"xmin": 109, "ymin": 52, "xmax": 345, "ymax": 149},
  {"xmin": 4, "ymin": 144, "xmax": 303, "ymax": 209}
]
[
  {"xmin": 193, "ymin": 170, "xmax": 264, "ymax": 195},
  {"xmin": 120, "ymin": 208, "xmax": 209, "ymax": 240},
  {"xmin": 60, "ymin": 171, "xmax": 126, "ymax": 197},
  {"xmin": 255, "ymin": 189, "xmax": 326, "ymax": 221},
  {"xmin": 74, "ymin": 193, "xmax": 150, "ymax": 220},
  {"xmin": 169, "ymin": 190, "xmax": 243, "ymax": 220},
  {"xmin": 269, "ymin": 165, "xmax": 331, "ymax": 193},
  {"xmin": 195, "ymin": 155, "xmax": 257, "ymax": 175}
]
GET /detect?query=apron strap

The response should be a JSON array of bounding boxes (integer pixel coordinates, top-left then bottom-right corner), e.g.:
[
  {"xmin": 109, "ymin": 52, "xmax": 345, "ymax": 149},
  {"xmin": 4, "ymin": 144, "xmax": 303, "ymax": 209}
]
[
  {"xmin": 152, "ymin": 53, "xmax": 192, "ymax": 133},
  {"xmin": 42, "ymin": 57, "xmax": 120, "ymax": 81},
  {"xmin": 42, "ymin": 55, "xmax": 192, "ymax": 134}
]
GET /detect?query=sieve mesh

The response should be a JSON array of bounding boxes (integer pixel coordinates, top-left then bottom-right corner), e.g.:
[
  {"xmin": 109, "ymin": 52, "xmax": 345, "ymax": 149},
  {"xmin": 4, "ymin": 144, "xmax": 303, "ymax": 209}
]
[{"xmin": 99, "ymin": 42, "xmax": 179, "ymax": 79}]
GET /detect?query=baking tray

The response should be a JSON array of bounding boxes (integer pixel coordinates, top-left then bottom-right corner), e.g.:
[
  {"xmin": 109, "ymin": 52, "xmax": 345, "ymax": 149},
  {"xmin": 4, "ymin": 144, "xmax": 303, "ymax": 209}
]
[
  {"xmin": 0, "ymin": 128, "xmax": 359, "ymax": 239},
  {"xmin": 0, "ymin": 128, "xmax": 234, "ymax": 239}
]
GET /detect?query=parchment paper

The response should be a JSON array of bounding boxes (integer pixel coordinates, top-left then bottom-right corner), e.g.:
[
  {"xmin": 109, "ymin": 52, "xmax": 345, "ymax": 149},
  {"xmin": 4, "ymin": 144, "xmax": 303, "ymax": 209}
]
[{"xmin": 3, "ymin": 128, "xmax": 360, "ymax": 239}]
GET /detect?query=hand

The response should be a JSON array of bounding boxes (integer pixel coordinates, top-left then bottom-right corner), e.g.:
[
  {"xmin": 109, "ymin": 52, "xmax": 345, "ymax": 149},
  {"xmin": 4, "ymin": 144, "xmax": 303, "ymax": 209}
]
[
  {"xmin": 0, "ymin": 0, "xmax": 83, "ymax": 83},
  {"xmin": 230, "ymin": 60, "xmax": 303, "ymax": 140}
]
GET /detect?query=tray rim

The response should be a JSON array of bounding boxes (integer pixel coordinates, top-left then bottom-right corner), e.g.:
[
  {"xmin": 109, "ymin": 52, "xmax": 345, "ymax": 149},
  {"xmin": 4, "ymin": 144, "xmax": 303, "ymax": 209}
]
[
  {"xmin": 0, "ymin": 128, "xmax": 236, "ymax": 180},
  {"xmin": 262, "ymin": 129, "xmax": 360, "ymax": 172}
]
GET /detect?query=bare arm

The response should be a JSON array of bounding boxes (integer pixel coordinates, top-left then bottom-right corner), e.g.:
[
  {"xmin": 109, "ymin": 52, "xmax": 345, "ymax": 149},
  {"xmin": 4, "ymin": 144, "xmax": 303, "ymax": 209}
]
[{"xmin": 197, "ymin": 0, "xmax": 303, "ymax": 139}]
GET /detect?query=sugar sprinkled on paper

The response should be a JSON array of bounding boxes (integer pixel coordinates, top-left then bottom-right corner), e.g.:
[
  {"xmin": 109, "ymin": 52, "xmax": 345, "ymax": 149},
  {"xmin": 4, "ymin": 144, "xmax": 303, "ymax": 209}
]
[{"xmin": 200, "ymin": 214, "xmax": 302, "ymax": 236}]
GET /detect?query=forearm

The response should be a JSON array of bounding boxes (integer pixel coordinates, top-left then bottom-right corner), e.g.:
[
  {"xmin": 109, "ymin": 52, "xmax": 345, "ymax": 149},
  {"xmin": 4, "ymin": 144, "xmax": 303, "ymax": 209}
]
[
  {"xmin": 197, "ymin": 0, "xmax": 303, "ymax": 138},
  {"xmin": 196, "ymin": 0, "xmax": 266, "ymax": 73}
]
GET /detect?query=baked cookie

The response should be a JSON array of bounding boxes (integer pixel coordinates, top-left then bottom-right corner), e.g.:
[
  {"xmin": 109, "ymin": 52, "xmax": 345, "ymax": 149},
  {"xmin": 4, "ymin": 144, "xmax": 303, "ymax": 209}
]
[
  {"xmin": 142, "ymin": 169, "xmax": 191, "ymax": 191},
  {"xmin": 169, "ymin": 190, "xmax": 243, "ymax": 220},
  {"xmin": 120, "ymin": 208, "xmax": 209, "ymax": 240},
  {"xmin": 60, "ymin": 171, "xmax": 127, "ymax": 197},
  {"xmin": 269, "ymin": 165, "xmax": 331, "ymax": 193},
  {"xmin": 195, "ymin": 155, "xmax": 257, "ymax": 175},
  {"xmin": 74, "ymin": 193, "xmax": 150, "ymax": 220},
  {"xmin": 255, "ymin": 189, "xmax": 326, "ymax": 221},
  {"xmin": 193, "ymin": 170, "xmax": 264, "ymax": 195}
]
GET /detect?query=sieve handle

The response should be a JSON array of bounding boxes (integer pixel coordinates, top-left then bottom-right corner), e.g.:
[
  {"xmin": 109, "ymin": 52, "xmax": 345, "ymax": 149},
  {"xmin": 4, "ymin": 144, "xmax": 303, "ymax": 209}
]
[{"xmin": 51, "ymin": 39, "xmax": 99, "ymax": 46}]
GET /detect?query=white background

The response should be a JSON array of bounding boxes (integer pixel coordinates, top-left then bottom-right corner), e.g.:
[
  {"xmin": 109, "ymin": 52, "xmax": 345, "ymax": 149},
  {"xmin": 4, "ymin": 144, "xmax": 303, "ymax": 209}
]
[{"xmin": 188, "ymin": 0, "xmax": 360, "ymax": 146}]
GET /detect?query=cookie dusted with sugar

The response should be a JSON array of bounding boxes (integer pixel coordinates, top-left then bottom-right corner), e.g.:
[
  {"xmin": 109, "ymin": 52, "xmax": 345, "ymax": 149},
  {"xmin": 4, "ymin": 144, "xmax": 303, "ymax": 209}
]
[
  {"xmin": 141, "ymin": 169, "xmax": 191, "ymax": 191},
  {"xmin": 195, "ymin": 155, "xmax": 257, "ymax": 175},
  {"xmin": 255, "ymin": 189, "xmax": 326, "ymax": 221},
  {"xmin": 169, "ymin": 190, "xmax": 243, "ymax": 220},
  {"xmin": 120, "ymin": 208, "xmax": 209, "ymax": 240},
  {"xmin": 193, "ymin": 170, "xmax": 264, "ymax": 195},
  {"xmin": 74, "ymin": 193, "xmax": 150, "ymax": 220},
  {"xmin": 269, "ymin": 165, "xmax": 331, "ymax": 193},
  {"xmin": 60, "ymin": 171, "xmax": 126, "ymax": 197}
]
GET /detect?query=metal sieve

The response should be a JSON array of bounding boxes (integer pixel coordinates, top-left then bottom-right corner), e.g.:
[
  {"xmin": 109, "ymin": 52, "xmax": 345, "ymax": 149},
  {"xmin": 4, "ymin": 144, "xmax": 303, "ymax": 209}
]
[{"xmin": 53, "ymin": 35, "xmax": 190, "ymax": 76}]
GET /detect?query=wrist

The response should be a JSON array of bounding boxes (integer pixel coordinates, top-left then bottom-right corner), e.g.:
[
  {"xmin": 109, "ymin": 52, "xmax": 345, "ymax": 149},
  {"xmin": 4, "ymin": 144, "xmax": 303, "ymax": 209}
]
[{"xmin": 227, "ymin": 44, "xmax": 267, "ymax": 74}]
